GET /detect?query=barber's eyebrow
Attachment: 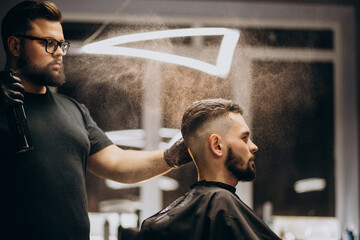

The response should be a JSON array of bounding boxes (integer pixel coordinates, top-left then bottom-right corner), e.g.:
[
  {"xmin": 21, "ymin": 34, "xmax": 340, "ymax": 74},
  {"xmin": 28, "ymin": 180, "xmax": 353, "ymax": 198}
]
[{"xmin": 242, "ymin": 131, "xmax": 250, "ymax": 136}]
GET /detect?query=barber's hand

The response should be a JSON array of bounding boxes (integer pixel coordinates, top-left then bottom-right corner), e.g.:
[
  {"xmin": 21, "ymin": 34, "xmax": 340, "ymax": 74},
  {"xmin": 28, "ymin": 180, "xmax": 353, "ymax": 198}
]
[
  {"xmin": 0, "ymin": 69, "xmax": 24, "ymax": 113},
  {"xmin": 164, "ymin": 138, "xmax": 193, "ymax": 168}
]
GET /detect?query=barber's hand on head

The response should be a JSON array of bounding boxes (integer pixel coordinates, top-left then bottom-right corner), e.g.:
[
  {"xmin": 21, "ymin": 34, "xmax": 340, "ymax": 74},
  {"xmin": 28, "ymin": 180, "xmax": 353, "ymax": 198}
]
[
  {"xmin": 0, "ymin": 69, "xmax": 24, "ymax": 113},
  {"xmin": 164, "ymin": 138, "xmax": 193, "ymax": 168}
]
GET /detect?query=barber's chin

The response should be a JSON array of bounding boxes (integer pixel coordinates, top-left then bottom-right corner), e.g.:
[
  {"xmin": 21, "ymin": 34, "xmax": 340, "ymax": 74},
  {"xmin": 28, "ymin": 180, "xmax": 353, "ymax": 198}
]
[
  {"xmin": 48, "ymin": 75, "xmax": 66, "ymax": 87},
  {"xmin": 52, "ymin": 70, "xmax": 61, "ymax": 77},
  {"xmin": 51, "ymin": 79, "xmax": 66, "ymax": 87}
]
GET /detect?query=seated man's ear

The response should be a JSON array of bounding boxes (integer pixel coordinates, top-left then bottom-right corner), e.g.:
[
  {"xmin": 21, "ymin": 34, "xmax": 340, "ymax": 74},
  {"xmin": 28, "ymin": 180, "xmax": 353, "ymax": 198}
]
[{"xmin": 208, "ymin": 134, "xmax": 224, "ymax": 157}]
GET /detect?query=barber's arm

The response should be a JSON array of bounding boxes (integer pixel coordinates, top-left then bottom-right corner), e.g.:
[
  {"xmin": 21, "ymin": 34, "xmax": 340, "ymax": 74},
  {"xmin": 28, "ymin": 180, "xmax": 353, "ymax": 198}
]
[{"xmin": 87, "ymin": 138, "xmax": 192, "ymax": 183}]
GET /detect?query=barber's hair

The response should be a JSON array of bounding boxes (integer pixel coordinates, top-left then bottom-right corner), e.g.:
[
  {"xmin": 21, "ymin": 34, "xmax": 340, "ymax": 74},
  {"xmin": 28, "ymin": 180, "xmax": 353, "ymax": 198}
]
[
  {"xmin": 181, "ymin": 98, "xmax": 243, "ymax": 143},
  {"xmin": 1, "ymin": 1, "xmax": 62, "ymax": 54}
]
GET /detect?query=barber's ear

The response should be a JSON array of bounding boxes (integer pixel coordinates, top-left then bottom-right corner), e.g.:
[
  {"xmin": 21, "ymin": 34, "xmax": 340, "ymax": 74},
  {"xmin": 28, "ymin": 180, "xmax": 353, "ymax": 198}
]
[
  {"xmin": 8, "ymin": 36, "xmax": 22, "ymax": 57},
  {"xmin": 208, "ymin": 134, "xmax": 223, "ymax": 157}
]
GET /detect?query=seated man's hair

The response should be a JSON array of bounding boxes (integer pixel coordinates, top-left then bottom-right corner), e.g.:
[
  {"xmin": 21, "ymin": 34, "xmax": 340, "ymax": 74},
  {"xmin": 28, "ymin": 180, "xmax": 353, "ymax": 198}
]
[{"xmin": 181, "ymin": 98, "xmax": 243, "ymax": 143}]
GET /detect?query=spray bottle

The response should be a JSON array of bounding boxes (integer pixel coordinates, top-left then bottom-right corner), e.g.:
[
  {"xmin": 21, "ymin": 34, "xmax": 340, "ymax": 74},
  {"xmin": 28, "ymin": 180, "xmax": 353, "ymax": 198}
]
[{"xmin": 6, "ymin": 70, "xmax": 33, "ymax": 153}]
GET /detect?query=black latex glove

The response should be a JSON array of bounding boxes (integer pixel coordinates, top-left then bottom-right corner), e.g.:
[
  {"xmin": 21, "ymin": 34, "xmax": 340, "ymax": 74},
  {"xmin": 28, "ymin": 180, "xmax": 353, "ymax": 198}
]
[
  {"xmin": 164, "ymin": 138, "xmax": 193, "ymax": 168},
  {"xmin": 0, "ymin": 69, "xmax": 24, "ymax": 113}
]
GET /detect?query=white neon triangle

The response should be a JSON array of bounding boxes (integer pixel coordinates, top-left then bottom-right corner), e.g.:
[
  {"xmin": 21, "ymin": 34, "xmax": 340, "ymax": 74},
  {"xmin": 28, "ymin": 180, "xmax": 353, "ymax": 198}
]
[{"xmin": 79, "ymin": 28, "xmax": 240, "ymax": 78}]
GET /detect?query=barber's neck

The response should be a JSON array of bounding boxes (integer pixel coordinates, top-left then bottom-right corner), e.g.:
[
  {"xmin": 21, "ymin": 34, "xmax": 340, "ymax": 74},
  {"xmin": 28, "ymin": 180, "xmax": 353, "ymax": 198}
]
[
  {"xmin": 21, "ymin": 78, "xmax": 47, "ymax": 94},
  {"xmin": 6, "ymin": 63, "xmax": 47, "ymax": 94}
]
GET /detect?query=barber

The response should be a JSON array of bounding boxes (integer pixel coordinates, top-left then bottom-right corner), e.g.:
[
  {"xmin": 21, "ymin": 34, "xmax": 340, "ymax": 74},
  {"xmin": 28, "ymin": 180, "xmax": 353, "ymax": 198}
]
[{"xmin": 0, "ymin": 1, "xmax": 190, "ymax": 240}]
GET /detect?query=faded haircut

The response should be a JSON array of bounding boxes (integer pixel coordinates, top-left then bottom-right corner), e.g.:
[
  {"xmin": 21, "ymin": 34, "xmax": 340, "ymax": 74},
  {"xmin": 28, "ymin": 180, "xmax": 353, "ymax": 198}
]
[
  {"xmin": 1, "ymin": 0, "xmax": 62, "ymax": 55},
  {"xmin": 181, "ymin": 98, "xmax": 243, "ymax": 145}
]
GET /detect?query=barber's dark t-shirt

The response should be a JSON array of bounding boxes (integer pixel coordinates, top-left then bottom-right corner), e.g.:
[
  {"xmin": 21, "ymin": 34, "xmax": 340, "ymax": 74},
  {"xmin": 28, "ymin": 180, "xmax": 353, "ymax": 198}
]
[{"xmin": 0, "ymin": 89, "xmax": 112, "ymax": 240}]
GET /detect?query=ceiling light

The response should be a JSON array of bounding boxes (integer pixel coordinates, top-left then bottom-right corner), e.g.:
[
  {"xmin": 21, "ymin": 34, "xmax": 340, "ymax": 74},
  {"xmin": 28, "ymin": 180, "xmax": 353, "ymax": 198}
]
[{"xmin": 294, "ymin": 178, "xmax": 326, "ymax": 193}]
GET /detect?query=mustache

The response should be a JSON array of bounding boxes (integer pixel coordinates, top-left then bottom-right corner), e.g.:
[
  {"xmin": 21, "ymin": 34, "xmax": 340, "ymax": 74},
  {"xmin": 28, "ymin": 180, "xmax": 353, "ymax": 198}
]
[{"xmin": 49, "ymin": 59, "xmax": 63, "ymax": 66}]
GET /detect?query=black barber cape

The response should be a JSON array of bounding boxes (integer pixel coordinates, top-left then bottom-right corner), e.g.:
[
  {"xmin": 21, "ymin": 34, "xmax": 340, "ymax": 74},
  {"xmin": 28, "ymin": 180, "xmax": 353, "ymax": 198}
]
[{"xmin": 139, "ymin": 180, "xmax": 281, "ymax": 240}]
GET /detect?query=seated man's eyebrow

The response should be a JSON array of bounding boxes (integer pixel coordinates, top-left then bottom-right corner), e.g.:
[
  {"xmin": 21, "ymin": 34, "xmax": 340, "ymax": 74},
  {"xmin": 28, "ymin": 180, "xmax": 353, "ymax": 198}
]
[{"xmin": 243, "ymin": 131, "xmax": 250, "ymax": 136}]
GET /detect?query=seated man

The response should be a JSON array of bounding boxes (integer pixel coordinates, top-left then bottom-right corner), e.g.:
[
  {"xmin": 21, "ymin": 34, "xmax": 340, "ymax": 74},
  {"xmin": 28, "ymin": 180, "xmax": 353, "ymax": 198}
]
[{"xmin": 138, "ymin": 98, "xmax": 281, "ymax": 240}]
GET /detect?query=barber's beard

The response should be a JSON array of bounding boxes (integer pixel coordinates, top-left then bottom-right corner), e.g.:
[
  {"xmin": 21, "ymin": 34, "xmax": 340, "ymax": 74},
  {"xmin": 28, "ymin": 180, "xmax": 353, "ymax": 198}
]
[
  {"xmin": 225, "ymin": 147, "xmax": 256, "ymax": 182},
  {"xmin": 17, "ymin": 51, "xmax": 66, "ymax": 87}
]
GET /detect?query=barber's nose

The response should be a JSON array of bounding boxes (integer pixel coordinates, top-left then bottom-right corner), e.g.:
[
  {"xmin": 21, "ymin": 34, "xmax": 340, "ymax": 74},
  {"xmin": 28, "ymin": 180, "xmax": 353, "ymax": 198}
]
[
  {"xmin": 53, "ymin": 46, "xmax": 64, "ymax": 56},
  {"xmin": 249, "ymin": 140, "xmax": 258, "ymax": 153}
]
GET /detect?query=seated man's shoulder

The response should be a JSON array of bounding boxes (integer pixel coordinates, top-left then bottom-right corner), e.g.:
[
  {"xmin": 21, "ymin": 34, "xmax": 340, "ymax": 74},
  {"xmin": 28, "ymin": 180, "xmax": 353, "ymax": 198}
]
[
  {"xmin": 197, "ymin": 185, "xmax": 241, "ymax": 210},
  {"xmin": 213, "ymin": 189, "xmax": 240, "ymax": 205}
]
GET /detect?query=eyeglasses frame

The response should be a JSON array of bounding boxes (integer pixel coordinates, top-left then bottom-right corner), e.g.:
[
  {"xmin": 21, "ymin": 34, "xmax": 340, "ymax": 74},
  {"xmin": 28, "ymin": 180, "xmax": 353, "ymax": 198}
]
[{"xmin": 15, "ymin": 35, "xmax": 70, "ymax": 55}]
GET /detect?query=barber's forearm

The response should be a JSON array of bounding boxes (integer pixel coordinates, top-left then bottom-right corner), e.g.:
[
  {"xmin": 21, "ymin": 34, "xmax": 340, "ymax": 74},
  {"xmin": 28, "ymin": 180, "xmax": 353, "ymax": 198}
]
[
  {"xmin": 87, "ymin": 145, "xmax": 172, "ymax": 184},
  {"xmin": 111, "ymin": 149, "xmax": 172, "ymax": 183}
]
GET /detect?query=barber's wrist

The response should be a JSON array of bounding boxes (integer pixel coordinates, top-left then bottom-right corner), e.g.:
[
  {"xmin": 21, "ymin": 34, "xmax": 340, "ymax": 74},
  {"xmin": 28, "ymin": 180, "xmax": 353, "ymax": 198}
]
[
  {"xmin": 164, "ymin": 149, "xmax": 177, "ymax": 168},
  {"xmin": 164, "ymin": 138, "xmax": 193, "ymax": 168}
]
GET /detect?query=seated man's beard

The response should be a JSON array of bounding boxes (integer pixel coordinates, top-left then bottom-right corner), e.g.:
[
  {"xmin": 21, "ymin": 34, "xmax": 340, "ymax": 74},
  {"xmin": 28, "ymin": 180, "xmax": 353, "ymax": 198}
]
[
  {"xmin": 17, "ymin": 51, "xmax": 66, "ymax": 87},
  {"xmin": 225, "ymin": 148, "xmax": 256, "ymax": 182}
]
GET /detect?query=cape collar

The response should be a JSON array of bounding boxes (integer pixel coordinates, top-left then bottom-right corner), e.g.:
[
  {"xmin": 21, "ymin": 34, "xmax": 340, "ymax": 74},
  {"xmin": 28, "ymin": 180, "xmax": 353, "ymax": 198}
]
[{"xmin": 190, "ymin": 180, "xmax": 236, "ymax": 194}]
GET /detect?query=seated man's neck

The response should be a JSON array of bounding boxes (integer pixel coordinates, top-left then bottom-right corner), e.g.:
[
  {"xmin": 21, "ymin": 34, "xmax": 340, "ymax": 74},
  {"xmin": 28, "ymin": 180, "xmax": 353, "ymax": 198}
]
[{"xmin": 197, "ymin": 167, "xmax": 238, "ymax": 187}]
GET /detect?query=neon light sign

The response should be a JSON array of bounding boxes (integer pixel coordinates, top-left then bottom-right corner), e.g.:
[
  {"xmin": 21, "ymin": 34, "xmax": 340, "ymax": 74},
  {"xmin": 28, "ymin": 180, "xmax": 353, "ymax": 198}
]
[{"xmin": 79, "ymin": 28, "xmax": 240, "ymax": 78}]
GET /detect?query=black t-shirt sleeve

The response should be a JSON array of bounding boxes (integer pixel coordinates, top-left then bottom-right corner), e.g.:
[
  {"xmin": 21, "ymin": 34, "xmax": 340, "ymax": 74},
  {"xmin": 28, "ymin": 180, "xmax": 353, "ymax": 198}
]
[{"xmin": 78, "ymin": 103, "xmax": 113, "ymax": 155}]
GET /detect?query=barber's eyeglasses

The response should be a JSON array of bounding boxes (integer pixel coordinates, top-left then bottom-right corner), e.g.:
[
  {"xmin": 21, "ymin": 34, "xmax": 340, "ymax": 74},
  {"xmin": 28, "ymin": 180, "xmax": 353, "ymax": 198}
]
[{"xmin": 16, "ymin": 35, "xmax": 70, "ymax": 55}]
